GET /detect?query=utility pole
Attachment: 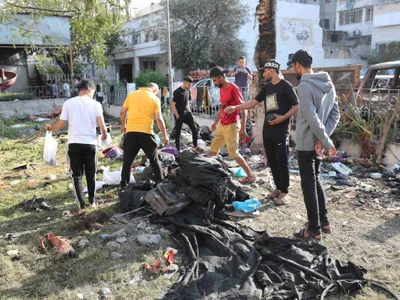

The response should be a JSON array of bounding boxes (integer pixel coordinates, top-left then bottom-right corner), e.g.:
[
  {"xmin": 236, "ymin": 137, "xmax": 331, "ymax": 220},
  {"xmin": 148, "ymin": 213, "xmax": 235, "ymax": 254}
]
[{"xmin": 166, "ymin": 0, "xmax": 174, "ymax": 128}]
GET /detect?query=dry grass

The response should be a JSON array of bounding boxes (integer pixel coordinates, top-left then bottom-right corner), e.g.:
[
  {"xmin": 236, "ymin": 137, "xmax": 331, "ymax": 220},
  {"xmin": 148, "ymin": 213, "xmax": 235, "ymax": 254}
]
[{"xmin": 1, "ymin": 121, "xmax": 399, "ymax": 299}]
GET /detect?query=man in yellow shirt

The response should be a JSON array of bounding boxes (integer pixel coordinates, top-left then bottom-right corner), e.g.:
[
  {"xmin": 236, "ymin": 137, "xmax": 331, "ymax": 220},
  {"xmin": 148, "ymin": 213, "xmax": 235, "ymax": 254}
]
[{"xmin": 119, "ymin": 83, "xmax": 169, "ymax": 188}]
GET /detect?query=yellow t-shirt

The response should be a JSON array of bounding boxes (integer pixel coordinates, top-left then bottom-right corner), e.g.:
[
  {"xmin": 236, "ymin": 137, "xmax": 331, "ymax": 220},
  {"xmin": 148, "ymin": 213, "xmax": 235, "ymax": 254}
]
[{"xmin": 123, "ymin": 88, "xmax": 161, "ymax": 134}]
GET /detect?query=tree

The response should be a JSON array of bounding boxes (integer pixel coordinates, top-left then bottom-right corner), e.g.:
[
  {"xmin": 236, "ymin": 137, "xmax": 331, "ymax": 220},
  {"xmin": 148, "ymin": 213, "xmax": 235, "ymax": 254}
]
[
  {"xmin": 0, "ymin": 0, "xmax": 128, "ymax": 74},
  {"xmin": 254, "ymin": 0, "xmax": 277, "ymax": 90},
  {"xmin": 368, "ymin": 42, "xmax": 400, "ymax": 65},
  {"xmin": 159, "ymin": 0, "xmax": 250, "ymax": 73}
]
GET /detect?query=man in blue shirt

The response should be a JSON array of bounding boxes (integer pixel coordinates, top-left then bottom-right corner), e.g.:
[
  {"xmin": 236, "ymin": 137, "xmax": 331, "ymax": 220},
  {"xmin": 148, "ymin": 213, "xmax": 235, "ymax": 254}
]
[{"xmin": 232, "ymin": 56, "xmax": 253, "ymax": 101}]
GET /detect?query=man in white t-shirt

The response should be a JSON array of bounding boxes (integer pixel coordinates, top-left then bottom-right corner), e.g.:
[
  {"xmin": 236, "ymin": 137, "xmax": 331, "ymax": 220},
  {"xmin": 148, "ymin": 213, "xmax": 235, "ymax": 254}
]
[
  {"xmin": 46, "ymin": 80, "xmax": 107, "ymax": 215},
  {"xmin": 63, "ymin": 81, "xmax": 71, "ymax": 98}
]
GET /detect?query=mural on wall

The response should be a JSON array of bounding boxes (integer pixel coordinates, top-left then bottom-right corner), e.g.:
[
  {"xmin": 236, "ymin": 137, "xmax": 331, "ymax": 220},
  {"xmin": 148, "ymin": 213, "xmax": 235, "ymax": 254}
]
[{"xmin": 279, "ymin": 19, "xmax": 313, "ymax": 44}]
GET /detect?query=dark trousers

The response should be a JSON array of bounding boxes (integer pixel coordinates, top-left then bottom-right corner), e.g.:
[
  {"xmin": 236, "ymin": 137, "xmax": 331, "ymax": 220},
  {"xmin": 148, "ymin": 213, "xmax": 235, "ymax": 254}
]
[
  {"xmin": 121, "ymin": 132, "xmax": 163, "ymax": 187},
  {"xmin": 263, "ymin": 134, "xmax": 290, "ymax": 194},
  {"xmin": 298, "ymin": 151, "xmax": 328, "ymax": 234},
  {"xmin": 67, "ymin": 143, "xmax": 97, "ymax": 210},
  {"xmin": 175, "ymin": 112, "xmax": 198, "ymax": 150}
]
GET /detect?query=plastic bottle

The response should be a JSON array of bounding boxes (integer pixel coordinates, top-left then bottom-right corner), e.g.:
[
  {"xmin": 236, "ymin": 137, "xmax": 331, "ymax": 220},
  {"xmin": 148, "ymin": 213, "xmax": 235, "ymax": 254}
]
[
  {"xmin": 232, "ymin": 199, "xmax": 261, "ymax": 213},
  {"xmin": 331, "ymin": 162, "xmax": 352, "ymax": 176}
]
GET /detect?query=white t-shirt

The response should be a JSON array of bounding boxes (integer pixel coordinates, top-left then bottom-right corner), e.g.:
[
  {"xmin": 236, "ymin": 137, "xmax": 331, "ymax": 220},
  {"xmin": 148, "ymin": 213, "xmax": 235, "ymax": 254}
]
[
  {"xmin": 60, "ymin": 96, "xmax": 103, "ymax": 145},
  {"xmin": 63, "ymin": 83, "xmax": 71, "ymax": 97}
]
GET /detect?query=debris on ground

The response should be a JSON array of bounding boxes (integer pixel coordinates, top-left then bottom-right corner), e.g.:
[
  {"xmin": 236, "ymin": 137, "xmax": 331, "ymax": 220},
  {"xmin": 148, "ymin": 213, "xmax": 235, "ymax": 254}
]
[
  {"xmin": 78, "ymin": 238, "xmax": 90, "ymax": 248},
  {"xmin": 99, "ymin": 229, "xmax": 127, "ymax": 239},
  {"xmin": 38, "ymin": 233, "xmax": 75, "ymax": 257},
  {"xmin": 18, "ymin": 196, "xmax": 54, "ymax": 211},
  {"xmin": 232, "ymin": 199, "xmax": 261, "ymax": 213},
  {"xmin": 137, "ymin": 234, "xmax": 162, "ymax": 246}
]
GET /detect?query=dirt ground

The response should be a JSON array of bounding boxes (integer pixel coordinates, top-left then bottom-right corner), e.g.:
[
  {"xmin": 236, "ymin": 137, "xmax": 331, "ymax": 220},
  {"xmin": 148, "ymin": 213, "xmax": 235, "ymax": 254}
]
[{"xmin": 0, "ymin": 123, "xmax": 399, "ymax": 299}]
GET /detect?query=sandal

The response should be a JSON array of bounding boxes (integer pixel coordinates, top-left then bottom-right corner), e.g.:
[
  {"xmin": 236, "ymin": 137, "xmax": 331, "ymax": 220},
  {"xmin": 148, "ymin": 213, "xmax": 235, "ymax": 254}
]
[
  {"xmin": 239, "ymin": 176, "xmax": 256, "ymax": 185},
  {"xmin": 305, "ymin": 221, "xmax": 332, "ymax": 234},
  {"xmin": 267, "ymin": 190, "xmax": 280, "ymax": 199},
  {"xmin": 274, "ymin": 193, "xmax": 288, "ymax": 206},
  {"xmin": 293, "ymin": 228, "xmax": 321, "ymax": 241}
]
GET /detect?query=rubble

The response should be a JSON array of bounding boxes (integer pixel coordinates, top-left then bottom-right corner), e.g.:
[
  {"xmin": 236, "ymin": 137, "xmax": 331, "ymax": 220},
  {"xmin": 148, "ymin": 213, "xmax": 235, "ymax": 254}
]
[
  {"xmin": 106, "ymin": 241, "xmax": 121, "ymax": 251},
  {"xmin": 137, "ymin": 234, "xmax": 162, "ymax": 246}
]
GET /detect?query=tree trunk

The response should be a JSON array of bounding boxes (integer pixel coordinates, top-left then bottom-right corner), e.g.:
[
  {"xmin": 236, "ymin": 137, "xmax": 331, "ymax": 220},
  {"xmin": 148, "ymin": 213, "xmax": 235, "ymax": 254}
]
[
  {"xmin": 47, "ymin": 49, "xmax": 71, "ymax": 75},
  {"xmin": 376, "ymin": 97, "xmax": 400, "ymax": 164}
]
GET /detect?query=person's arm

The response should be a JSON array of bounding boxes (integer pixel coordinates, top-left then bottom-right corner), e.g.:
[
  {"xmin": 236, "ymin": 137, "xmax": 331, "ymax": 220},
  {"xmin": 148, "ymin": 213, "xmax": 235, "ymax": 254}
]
[
  {"xmin": 298, "ymin": 84, "xmax": 333, "ymax": 150},
  {"xmin": 269, "ymin": 83, "xmax": 299, "ymax": 125},
  {"xmin": 46, "ymin": 119, "xmax": 66, "ymax": 131},
  {"xmin": 97, "ymin": 115, "xmax": 107, "ymax": 140},
  {"xmin": 225, "ymin": 99, "xmax": 259, "ymax": 114},
  {"xmin": 245, "ymin": 67, "xmax": 253, "ymax": 80},
  {"xmin": 120, "ymin": 106, "xmax": 128, "ymax": 133},
  {"xmin": 212, "ymin": 110, "xmax": 222, "ymax": 132},
  {"xmin": 171, "ymin": 89, "xmax": 180, "ymax": 119},
  {"xmin": 232, "ymin": 66, "xmax": 238, "ymax": 76},
  {"xmin": 155, "ymin": 112, "xmax": 168, "ymax": 145},
  {"xmin": 232, "ymin": 86, "xmax": 247, "ymax": 139},
  {"xmin": 324, "ymin": 93, "xmax": 340, "ymax": 136}
]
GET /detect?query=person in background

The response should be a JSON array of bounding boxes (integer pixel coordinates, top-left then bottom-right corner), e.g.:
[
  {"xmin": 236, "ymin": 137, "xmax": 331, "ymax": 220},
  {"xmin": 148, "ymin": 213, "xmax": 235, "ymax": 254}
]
[
  {"xmin": 96, "ymin": 83, "xmax": 104, "ymax": 104},
  {"xmin": 119, "ymin": 83, "xmax": 169, "ymax": 188},
  {"xmin": 232, "ymin": 56, "xmax": 253, "ymax": 101},
  {"xmin": 171, "ymin": 76, "xmax": 198, "ymax": 151},
  {"xmin": 45, "ymin": 80, "xmax": 107, "ymax": 216},
  {"xmin": 289, "ymin": 49, "xmax": 340, "ymax": 240},
  {"xmin": 209, "ymin": 66, "xmax": 256, "ymax": 184},
  {"xmin": 225, "ymin": 59, "xmax": 299, "ymax": 205},
  {"xmin": 63, "ymin": 81, "xmax": 71, "ymax": 98}
]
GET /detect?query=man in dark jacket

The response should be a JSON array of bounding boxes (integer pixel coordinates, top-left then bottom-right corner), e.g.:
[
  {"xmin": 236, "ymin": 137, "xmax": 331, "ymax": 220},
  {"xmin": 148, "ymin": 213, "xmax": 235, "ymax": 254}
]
[{"xmin": 289, "ymin": 50, "xmax": 340, "ymax": 240}]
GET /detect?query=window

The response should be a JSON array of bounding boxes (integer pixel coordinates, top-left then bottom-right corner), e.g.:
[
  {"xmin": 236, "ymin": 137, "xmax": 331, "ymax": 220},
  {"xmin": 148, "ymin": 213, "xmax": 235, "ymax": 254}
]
[
  {"xmin": 339, "ymin": 9, "xmax": 363, "ymax": 25},
  {"xmin": 325, "ymin": 0, "xmax": 331, "ymax": 3},
  {"xmin": 145, "ymin": 31, "xmax": 151, "ymax": 43},
  {"xmin": 143, "ymin": 60, "xmax": 156, "ymax": 71},
  {"xmin": 366, "ymin": 7, "xmax": 373, "ymax": 22},
  {"xmin": 331, "ymin": 34, "xmax": 338, "ymax": 42},
  {"xmin": 378, "ymin": 44, "xmax": 387, "ymax": 55},
  {"xmin": 132, "ymin": 32, "xmax": 140, "ymax": 45},
  {"xmin": 153, "ymin": 30, "xmax": 159, "ymax": 41}
]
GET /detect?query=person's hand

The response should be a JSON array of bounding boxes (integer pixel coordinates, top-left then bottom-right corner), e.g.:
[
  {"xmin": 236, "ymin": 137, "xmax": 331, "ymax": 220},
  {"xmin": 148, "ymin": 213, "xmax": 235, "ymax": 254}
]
[
  {"xmin": 314, "ymin": 140, "xmax": 324, "ymax": 159},
  {"xmin": 45, "ymin": 124, "xmax": 52, "ymax": 131},
  {"xmin": 120, "ymin": 125, "xmax": 126, "ymax": 134},
  {"xmin": 268, "ymin": 114, "xmax": 285, "ymax": 125},
  {"xmin": 239, "ymin": 129, "xmax": 246, "ymax": 141},
  {"xmin": 101, "ymin": 132, "xmax": 107, "ymax": 140},
  {"xmin": 163, "ymin": 136, "xmax": 169, "ymax": 145},
  {"xmin": 174, "ymin": 113, "xmax": 180, "ymax": 119},
  {"xmin": 224, "ymin": 106, "xmax": 237, "ymax": 114},
  {"xmin": 211, "ymin": 122, "xmax": 218, "ymax": 132},
  {"xmin": 327, "ymin": 145, "xmax": 337, "ymax": 158}
]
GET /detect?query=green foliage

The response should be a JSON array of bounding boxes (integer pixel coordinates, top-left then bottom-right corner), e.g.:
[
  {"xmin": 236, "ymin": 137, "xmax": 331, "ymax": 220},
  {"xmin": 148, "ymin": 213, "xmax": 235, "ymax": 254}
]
[
  {"xmin": 368, "ymin": 41, "xmax": 400, "ymax": 65},
  {"xmin": 34, "ymin": 54, "xmax": 64, "ymax": 75},
  {"xmin": 1, "ymin": 0, "xmax": 128, "ymax": 74},
  {"xmin": 0, "ymin": 93, "xmax": 35, "ymax": 101},
  {"xmin": 134, "ymin": 71, "xmax": 167, "ymax": 89},
  {"xmin": 0, "ymin": 118, "xmax": 18, "ymax": 139},
  {"xmin": 159, "ymin": 0, "xmax": 249, "ymax": 72}
]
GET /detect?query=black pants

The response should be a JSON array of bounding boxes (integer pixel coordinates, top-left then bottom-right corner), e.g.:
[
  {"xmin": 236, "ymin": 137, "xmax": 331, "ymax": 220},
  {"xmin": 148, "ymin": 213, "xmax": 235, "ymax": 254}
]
[
  {"xmin": 263, "ymin": 134, "xmax": 289, "ymax": 194},
  {"xmin": 175, "ymin": 112, "xmax": 198, "ymax": 150},
  {"xmin": 298, "ymin": 151, "xmax": 328, "ymax": 234},
  {"xmin": 121, "ymin": 132, "xmax": 163, "ymax": 187},
  {"xmin": 67, "ymin": 143, "xmax": 97, "ymax": 210}
]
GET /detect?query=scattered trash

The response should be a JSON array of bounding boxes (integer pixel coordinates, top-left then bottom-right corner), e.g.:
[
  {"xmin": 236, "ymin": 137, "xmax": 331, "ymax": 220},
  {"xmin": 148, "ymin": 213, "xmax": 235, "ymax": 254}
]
[
  {"xmin": 137, "ymin": 221, "xmax": 149, "ymax": 230},
  {"xmin": 111, "ymin": 252, "xmax": 123, "ymax": 260},
  {"xmin": 163, "ymin": 249, "xmax": 175, "ymax": 265},
  {"xmin": 345, "ymin": 189, "xmax": 358, "ymax": 199},
  {"xmin": 10, "ymin": 124, "xmax": 27, "ymax": 128},
  {"xmin": 11, "ymin": 163, "xmax": 37, "ymax": 171},
  {"xmin": 77, "ymin": 293, "xmax": 84, "ymax": 299},
  {"xmin": 155, "ymin": 134, "xmax": 161, "ymax": 145},
  {"xmin": 142, "ymin": 261, "xmax": 168, "ymax": 274},
  {"xmin": 229, "ymin": 167, "xmax": 247, "ymax": 178},
  {"xmin": 116, "ymin": 237, "xmax": 127, "ymax": 244},
  {"xmin": 100, "ymin": 229, "xmax": 127, "ymax": 239},
  {"xmin": 62, "ymin": 210, "xmax": 73, "ymax": 218},
  {"xmin": 83, "ymin": 181, "xmax": 104, "ymax": 193},
  {"xmin": 43, "ymin": 131, "xmax": 58, "ymax": 166},
  {"xmin": 141, "ymin": 248, "xmax": 178, "ymax": 276},
  {"xmin": 106, "ymin": 241, "xmax": 121, "ymax": 251},
  {"xmin": 27, "ymin": 180, "xmax": 39, "ymax": 189},
  {"xmin": 129, "ymin": 276, "xmax": 143, "ymax": 286},
  {"xmin": 289, "ymin": 169, "xmax": 300, "ymax": 175},
  {"xmin": 232, "ymin": 199, "xmax": 261, "ymax": 213},
  {"xmin": 78, "ymin": 238, "xmax": 90, "ymax": 248},
  {"xmin": 197, "ymin": 139, "xmax": 207, "ymax": 147},
  {"xmin": 35, "ymin": 118, "xmax": 51, "ymax": 122},
  {"xmin": 18, "ymin": 196, "xmax": 53, "ymax": 211},
  {"xmin": 10, "ymin": 180, "xmax": 20, "ymax": 186},
  {"xmin": 4, "ymin": 233, "xmax": 17, "ymax": 240},
  {"xmin": 7, "ymin": 250, "xmax": 19, "ymax": 256},
  {"xmin": 103, "ymin": 171, "xmax": 134, "ymax": 186},
  {"xmin": 102, "ymin": 146, "xmax": 123, "ymax": 160},
  {"xmin": 132, "ymin": 166, "xmax": 145, "ymax": 174},
  {"xmin": 370, "ymin": 173, "xmax": 383, "ymax": 179},
  {"xmin": 100, "ymin": 288, "xmax": 112, "ymax": 296},
  {"xmin": 161, "ymin": 145, "xmax": 179, "ymax": 156},
  {"xmin": 332, "ymin": 162, "xmax": 353, "ymax": 176},
  {"xmin": 38, "ymin": 233, "xmax": 75, "ymax": 257},
  {"xmin": 328, "ymin": 171, "xmax": 337, "ymax": 177},
  {"xmin": 137, "ymin": 234, "xmax": 162, "ymax": 246}
]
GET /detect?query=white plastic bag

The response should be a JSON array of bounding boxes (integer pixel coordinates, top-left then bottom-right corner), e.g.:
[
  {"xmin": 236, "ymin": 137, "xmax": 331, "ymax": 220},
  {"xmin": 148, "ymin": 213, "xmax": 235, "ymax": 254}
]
[
  {"xmin": 44, "ymin": 131, "xmax": 58, "ymax": 166},
  {"xmin": 103, "ymin": 171, "xmax": 135, "ymax": 185},
  {"xmin": 97, "ymin": 133, "xmax": 112, "ymax": 149}
]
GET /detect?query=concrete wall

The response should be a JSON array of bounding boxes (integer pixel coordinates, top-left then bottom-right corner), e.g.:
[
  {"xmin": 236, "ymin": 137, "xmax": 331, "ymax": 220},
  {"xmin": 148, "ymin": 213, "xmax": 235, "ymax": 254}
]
[
  {"xmin": 372, "ymin": 3, "xmax": 400, "ymax": 48},
  {"xmin": 0, "ymin": 98, "xmax": 65, "ymax": 119}
]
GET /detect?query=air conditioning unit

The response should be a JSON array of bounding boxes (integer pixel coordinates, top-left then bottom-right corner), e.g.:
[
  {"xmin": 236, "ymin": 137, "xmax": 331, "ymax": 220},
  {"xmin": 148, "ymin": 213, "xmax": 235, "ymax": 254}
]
[{"xmin": 353, "ymin": 30, "xmax": 361, "ymax": 36}]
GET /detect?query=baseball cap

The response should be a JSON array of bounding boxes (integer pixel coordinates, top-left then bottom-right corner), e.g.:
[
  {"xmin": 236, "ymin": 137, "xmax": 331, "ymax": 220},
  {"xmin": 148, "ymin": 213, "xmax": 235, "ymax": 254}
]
[
  {"xmin": 258, "ymin": 59, "xmax": 281, "ymax": 71},
  {"xmin": 287, "ymin": 49, "xmax": 313, "ymax": 66},
  {"xmin": 210, "ymin": 66, "xmax": 227, "ymax": 78}
]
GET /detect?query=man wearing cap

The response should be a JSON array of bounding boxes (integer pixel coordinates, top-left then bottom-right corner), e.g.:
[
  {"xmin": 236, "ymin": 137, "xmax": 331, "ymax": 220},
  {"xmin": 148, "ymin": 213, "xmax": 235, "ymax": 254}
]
[
  {"xmin": 288, "ymin": 49, "xmax": 340, "ymax": 240},
  {"xmin": 209, "ymin": 66, "xmax": 256, "ymax": 184},
  {"xmin": 225, "ymin": 59, "xmax": 299, "ymax": 205}
]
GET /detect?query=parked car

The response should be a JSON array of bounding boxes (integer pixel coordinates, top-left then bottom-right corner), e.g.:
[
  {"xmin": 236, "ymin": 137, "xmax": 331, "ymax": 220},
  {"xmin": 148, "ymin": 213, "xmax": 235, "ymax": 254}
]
[{"xmin": 190, "ymin": 77, "xmax": 235, "ymax": 109}]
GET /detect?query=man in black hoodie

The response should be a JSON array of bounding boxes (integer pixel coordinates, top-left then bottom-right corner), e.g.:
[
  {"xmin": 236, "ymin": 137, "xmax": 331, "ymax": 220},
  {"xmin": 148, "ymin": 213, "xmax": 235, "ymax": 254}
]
[{"xmin": 289, "ymin": 50, "xmax": 340, "ymax": 240}]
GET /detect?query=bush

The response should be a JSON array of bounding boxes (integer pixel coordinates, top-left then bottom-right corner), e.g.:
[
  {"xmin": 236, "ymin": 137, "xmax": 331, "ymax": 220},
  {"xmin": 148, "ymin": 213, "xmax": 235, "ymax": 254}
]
[
  {"xmin": 134, "ymin": 71, "xmax": 167, "ymax": 89},
  {"xmin": 0, "ymin": 93, "xmax": 35, "ymax": 101}
]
